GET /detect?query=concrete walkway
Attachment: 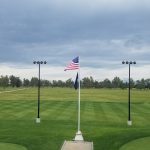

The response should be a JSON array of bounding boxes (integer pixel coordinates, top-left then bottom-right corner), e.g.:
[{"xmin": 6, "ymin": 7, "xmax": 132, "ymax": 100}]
[{"xmin": 61, "ymin": 141, "xmax": 93, "ymax": 150}]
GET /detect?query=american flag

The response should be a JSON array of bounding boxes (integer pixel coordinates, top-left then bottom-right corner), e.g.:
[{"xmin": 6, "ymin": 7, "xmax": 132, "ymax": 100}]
[{"xmin": 64, "ymin": 56, "xmax": 79, "ymax": 71}]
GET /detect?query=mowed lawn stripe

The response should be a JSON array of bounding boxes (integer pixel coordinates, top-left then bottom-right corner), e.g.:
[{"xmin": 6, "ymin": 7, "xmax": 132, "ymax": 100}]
[
  {"xmin": 109, "ymin": 103, "xmax": 123, "ymax": 123},
  {"xmin": 100, "ymin": 102, "xmax": 121, "ymax": 123},
  {"xmin": 56, "ymin": 101, "xmax": 75, "ymax": 120},
  {"xmin": 0, "ymin": 100, "xmax": 36, "ymax": 119},
  {"xmin": 93, "ymin": 102, "xmax": 104, "ymax": 122},
  {"xmin": 0, "ymin": 101, "xmax": 27, "ymax": 110},
  {"xmin": 95, "ymin": 102, "xmax": 109, "ymax": 122},
  {"xmin": 0, "ymin": 100, "xmax": 35, "ymax": 112},
  {"xmin": 131, "ymin": 104, "xmax": 150, "ymax": 126},
  {"xmin": 68, "ymin": 101, "xmax": 77, "ymax": 121},
  {"xmin": 41, "ymin": 101, "xmax": 63, "ymax": 119},
  {"xmin": 110, "ymin": 103, "xmax": 128, "ymax": 120},
  {"xmin": 138, "ymin": 103, "xmax": 150, "ymax": 113},
  {"xmin": 0, "ymin": 88, "xmax": 36, "ymax": 101},
  {"xmin": 15, "ymin": 110, "xmax": 35, "ymax": 120},
  {"xmin": 41, "ymin": 101, "xmax": 69, "ymax": 120},
  {"xmin": 132, "ymin": 103, "xmax": 150, "ymax": 114},
  {"xmin": 93, "ymin": 102, "xmax": 109, "ymax": 122},
  {"xmin": 81, "ymin": 101, "xmax": 94, "ymax": 122},
  {"xmin": 54, "ymin": 101, "xmax": 73, "ymax": 120},
  {"xmin": 14, "ymin": 101, "xmax": 36, "ymax": 119}
]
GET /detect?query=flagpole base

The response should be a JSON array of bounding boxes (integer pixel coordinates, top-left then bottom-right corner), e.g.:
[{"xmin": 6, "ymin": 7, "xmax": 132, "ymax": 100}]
[
  {"xmin": 74, "ymin": 131, "xmax": 84, "ymax": 141},
  {"xmin": 127, "ymin": 120, "xmax": 132, "ymax": 126},
  {"xmin": 36, "ymin": 118, "xmax": 40, "ymax": 123}
]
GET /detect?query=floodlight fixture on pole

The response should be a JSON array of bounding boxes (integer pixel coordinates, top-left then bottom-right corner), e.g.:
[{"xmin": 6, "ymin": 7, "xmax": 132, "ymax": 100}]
[
  {"xmin": 33, "ymin": 60, "xmax": 47, "ymax": 123},
  {"xmin": 122, "ymin": 60, "xmax": 136, "ymax": 126}
]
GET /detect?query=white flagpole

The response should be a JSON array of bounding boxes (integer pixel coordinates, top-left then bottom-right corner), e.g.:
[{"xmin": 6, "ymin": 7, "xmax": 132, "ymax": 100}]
[
  {"xmin": 78, "ymin": 65, "xmax": 80, "ymax": 132},
  {"xmin": 75, "ymin": 56, "xmax": 83, "ymax": 141}
]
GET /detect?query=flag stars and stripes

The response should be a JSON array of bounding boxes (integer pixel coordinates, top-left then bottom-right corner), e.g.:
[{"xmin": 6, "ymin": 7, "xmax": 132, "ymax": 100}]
[{"xmin": 64, "ymin": 56, "xmax": 79, "ymax": 71}]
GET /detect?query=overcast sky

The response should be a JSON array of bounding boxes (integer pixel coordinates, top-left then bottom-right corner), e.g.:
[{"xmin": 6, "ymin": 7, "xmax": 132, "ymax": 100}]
[{"xmin": 0, "ymin": 0, "xmax": 150, "ymax": 81}]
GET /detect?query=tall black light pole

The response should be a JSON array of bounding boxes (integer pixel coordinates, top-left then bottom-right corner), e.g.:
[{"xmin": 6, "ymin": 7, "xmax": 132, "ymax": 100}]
[
  {"xmin": 122, "ymin": 61, "xmax": 136, "ymax": 126},
  {"xmin": 33, "ymin": 61, "xmax": 47, "ymax": 123}
]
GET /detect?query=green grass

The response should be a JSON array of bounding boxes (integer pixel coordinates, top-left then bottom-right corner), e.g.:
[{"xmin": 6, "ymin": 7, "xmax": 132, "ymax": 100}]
[
  {"xmin": 119, "ymin": 137, "xmax": 150, "ymax": 150},
  {"xmin": 0, "ymin": 142, "xmax": 27, "ymax": 150},
  {"xmin": 0, "ymin": 88, "xmax": 150, "ymax": 150}
]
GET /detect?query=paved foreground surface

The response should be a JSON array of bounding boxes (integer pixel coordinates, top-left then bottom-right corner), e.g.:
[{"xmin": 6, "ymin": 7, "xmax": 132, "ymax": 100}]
[{"xmin": 61, "ymin": 141, "xmax": 93, "ymax": 150}]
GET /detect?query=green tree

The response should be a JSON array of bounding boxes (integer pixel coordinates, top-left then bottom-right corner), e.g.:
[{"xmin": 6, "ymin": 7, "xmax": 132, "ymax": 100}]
[
  {"xmin": 23, "ymin": 78, "xmax": 30, "ymax": 87},
  {"xmin": 16, "ymin": 77, "xmax": 22, "ymax": 87},
  {"xmin": 130, "ymin": 78, "xmax": 135, "ymax": 89},
  {"xmin": 9, "ymin": 75, "xmax": 22, "ymax": 87},
  {"xmin": 30, "ymin": 77, "xmax": 38, "ymax": 87},
  {"xmin": 0, "ymin": 76, "xmax": 9, "ymax": 88},
  {"xmin": 102, "ymin": 79, "xmax": 112, "ymax": 88},
  {"xmin": 94, "ymin": 80, "xmax": 100, "ymax": 88},
  {"xmin": 65, "ymin": 78, "xmax": 73, "ymax": 88},
  {"xmin": 112, "ymin": 77, "xmax": 123, "ymax": 88},
  {"xmin": 82, "ymin": 76, "xmax": 94, "ymax": 88},
  {"xmin": 136, "ymin": 79, "xmax": 146, "ymax": 89},
  {"xmin": 145, "ymin": 79, "xmax": 150, "ymax": 89},
  {"xmin": 41, "ymin": 80, "xmax": 51, "ymax": 87},
  {"xmin": 9, "ymin": 75, "xmax": 16, "ymax": 87}
]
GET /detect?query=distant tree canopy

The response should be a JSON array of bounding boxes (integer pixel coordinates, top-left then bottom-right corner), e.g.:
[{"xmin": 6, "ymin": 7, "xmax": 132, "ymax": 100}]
[
  {"xmin": 0, "ymin": 75, "xmax": 9, "ymax": 88},
  {"xmin": 0, "ymin": 75, "xmax": 150, "ymax": 89},
  {"xmin": 9, "ymin": 75, "xmax": 22, "ymax": 87}
]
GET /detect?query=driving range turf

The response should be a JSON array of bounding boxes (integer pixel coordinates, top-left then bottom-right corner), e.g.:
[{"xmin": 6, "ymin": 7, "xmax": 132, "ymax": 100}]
[{"xmin": 0, "ymin": 87, "xmax": 150, "ymax": 150}]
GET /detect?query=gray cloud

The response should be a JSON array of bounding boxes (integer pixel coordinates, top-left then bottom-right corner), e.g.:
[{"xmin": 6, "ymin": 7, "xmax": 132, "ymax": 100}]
[{"xmin": 0, "ymin": 0, "xmax": 150, "ymax": 69}]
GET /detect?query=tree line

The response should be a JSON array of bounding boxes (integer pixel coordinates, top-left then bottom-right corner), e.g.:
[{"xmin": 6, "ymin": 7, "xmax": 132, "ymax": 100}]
[{"xmin": 0, "ymin": 75, "xmax": 150, "ymax": 89}]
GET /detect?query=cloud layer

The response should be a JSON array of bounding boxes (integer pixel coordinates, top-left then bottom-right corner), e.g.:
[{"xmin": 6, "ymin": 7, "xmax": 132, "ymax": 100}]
[{"xmin": 0, "ymin": 0, "xmax": 149, "ymax": 79}]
